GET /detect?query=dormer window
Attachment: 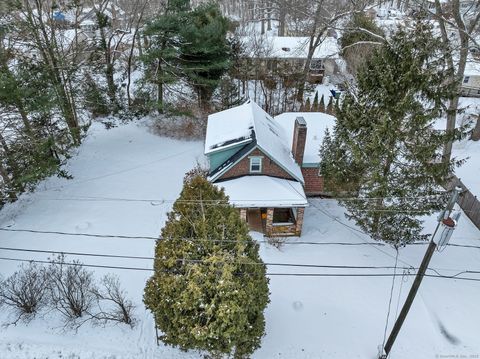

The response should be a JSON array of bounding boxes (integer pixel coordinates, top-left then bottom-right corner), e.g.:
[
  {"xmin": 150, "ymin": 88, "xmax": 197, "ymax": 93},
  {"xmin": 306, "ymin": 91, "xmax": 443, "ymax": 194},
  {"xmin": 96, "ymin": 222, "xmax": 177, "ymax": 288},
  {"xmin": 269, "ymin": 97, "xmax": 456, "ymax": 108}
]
[{"xmin": 249, "ymin": 156, "xmax": 262, "ymax": 173}]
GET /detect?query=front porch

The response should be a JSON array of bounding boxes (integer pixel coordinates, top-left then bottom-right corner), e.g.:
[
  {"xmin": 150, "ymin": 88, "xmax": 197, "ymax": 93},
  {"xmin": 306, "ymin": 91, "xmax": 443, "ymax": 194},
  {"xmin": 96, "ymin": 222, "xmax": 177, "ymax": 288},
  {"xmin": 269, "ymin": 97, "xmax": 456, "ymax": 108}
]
[
  {"xmin": 215, "ymin": 175, "xmax": 308, "ymax": 237},
  {"xmin": 239, "ymin": 207, "xmax": 305, "ymax": 237}
]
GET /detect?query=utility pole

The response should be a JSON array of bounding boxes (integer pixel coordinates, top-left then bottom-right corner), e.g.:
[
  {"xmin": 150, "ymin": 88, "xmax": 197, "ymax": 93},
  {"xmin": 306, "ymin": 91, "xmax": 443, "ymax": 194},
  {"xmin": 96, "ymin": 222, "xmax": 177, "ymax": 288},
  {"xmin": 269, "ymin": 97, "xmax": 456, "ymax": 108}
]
[{"xmin": 379, "ymin": 187, "xmax": 462, "ymax": 358}]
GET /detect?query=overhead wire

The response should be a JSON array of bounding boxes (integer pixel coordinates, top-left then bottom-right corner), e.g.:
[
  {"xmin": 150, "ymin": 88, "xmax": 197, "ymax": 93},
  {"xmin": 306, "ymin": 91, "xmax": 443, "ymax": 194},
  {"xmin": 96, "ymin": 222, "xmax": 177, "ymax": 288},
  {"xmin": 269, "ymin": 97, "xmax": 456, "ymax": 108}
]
[
  {"xmin": 0, "ymin": 256, "xmax": 480, "ymax": 282},
  {"xmin": 1, "ymin": 227, "xmax": 479, "ymax": 249}
]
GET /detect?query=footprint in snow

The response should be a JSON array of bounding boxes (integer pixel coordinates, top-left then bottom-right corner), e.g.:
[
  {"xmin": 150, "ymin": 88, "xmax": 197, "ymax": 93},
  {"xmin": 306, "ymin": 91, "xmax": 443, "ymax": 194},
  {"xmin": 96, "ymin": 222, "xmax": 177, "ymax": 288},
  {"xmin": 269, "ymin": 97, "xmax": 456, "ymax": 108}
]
[
  {"xmin": 75, "ymin": 221, "xmax": 92, "ymax": 232},
  {"xmin": 293, "ymin": 301, "xmax": 304, "ymax": 311}
]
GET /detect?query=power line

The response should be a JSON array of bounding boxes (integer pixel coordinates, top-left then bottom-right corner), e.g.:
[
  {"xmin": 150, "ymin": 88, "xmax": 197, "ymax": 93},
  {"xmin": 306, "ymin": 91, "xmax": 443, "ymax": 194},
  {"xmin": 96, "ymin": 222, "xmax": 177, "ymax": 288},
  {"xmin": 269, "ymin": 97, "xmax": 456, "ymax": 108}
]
[
  {"xmin": 0, "ymin": 256, "xmax": 479, "ymax": 282},
  {"xmin": 1, "ymin": 245, "xmax": 479, "ymax": 276},
  {"xmin": 1, "ymin": 227, "xmax": 479, "ymax": 250},
  {"xmin": 0, "ymin": 245, "xmax": 421, "ymax": 271},
  {"xmin": 308, "ymin": 202, "xmax": 417, "ymax": 269},
  {"xmin": 10, "ymin": 193, "xmax": 450, "ymax": 203}
]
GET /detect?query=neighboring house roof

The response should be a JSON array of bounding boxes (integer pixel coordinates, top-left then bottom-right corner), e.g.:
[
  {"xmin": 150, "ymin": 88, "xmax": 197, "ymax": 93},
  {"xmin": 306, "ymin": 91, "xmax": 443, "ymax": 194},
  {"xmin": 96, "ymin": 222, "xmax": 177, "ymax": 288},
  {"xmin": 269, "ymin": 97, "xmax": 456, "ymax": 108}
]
[
  {"xmin": 240, "ymin": 36, "xmax": 339, "ymax": 60},
  {"xmin": 465, "ymin": 59, "xmax": 480, "ymax": 77},
  {"xmin": 215, "ymin": 175, "xmax": 308, "ymax": 208},
  {"xmin": 275, "ymin": 112, "xmax": 336, "ymax": 164},
  {"xmin": 205, "ymin": 101, "xmax": 304, "ymax": 183}
]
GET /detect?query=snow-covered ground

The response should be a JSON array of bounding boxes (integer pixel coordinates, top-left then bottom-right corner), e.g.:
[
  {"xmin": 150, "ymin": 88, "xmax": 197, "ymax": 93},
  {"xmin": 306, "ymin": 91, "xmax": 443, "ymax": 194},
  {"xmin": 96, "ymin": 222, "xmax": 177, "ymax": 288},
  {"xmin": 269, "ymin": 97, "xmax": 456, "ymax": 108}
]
[
  {"xmin": 1, "ymin": 119, "xmax": 480, "ymax": 359},
  {"xmin": 452, "ymin": 97, "xmax": 480, "ymax": 194}
]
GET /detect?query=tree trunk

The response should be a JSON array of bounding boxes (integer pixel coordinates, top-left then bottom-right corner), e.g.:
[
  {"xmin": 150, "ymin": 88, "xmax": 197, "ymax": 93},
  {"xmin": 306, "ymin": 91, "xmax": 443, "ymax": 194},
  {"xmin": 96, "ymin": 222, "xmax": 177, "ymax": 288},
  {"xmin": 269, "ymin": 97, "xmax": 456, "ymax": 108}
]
[
  {"xmin": 278, "ymin": 2, "xmax": 286, "ymax": 36},
  {"xmin": 0, "ymin": 132, "xmax": 23, "ymax": 192},
  {"xmin": 471, "ymin": 115, "xmax": 480, "ymax": 141},
  {"xmin": 267, "ymin": 0, "xmax": 272, "ymax": 31},
  {"xmin": 157, "ymin": 78, "xmax": 164, "ymax": 114},
  {"xmin": 0, "ymin": 160, "xmax": 17, "ymax": 201},
  {"xmin": 296, "ymin": 3, "xmax": 324, "ymax": 103},
  {"xmin": 437, "ymin": 0, "xmax": 473, "ymax": 163},
  {"xmin": 25, "ymin": 1, "xmax": 80, "ymax": 144}
]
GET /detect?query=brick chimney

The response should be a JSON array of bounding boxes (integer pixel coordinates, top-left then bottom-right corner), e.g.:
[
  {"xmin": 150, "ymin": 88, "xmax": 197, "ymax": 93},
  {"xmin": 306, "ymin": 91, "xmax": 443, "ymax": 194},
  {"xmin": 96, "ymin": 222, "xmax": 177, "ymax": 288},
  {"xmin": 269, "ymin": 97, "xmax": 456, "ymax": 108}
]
[{"xmin": 292, "ymin": 116, "xmax": 307, "ymax": 166}]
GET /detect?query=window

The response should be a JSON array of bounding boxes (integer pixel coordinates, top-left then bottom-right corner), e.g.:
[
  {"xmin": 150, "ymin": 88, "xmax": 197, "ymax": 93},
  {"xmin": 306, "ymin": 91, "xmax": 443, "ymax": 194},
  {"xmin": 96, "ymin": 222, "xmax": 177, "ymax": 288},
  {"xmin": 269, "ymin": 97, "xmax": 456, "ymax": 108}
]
[
  {"xmin": 464, "ymin": 76, "xmax": 470, "ymax": 83},
  {"xmin": 273, "ymin": 208, "xmax": 294, "ymax": 224},
  {"xmin": 249, "ymin": 157, "xmax": 262, "ymax": 173}
]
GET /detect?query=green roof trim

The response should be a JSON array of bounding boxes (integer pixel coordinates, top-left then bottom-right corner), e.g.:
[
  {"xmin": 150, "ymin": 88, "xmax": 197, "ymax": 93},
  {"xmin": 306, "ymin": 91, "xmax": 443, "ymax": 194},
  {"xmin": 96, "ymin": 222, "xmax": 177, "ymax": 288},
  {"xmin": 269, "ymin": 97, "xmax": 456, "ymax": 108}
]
[{"xmin": 301, "ymin": 162, "xmax": 319, "ymax": 168}]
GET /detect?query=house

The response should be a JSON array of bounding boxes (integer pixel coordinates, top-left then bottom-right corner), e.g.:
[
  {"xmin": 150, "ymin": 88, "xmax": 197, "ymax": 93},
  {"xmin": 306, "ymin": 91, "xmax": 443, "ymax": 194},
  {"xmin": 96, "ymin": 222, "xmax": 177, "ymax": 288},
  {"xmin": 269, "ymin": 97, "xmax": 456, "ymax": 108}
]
[
  {"xmin": 238, "ymin": 36, "xmax": 339, "ymax": 84},
  {"xmin": 204, "ymin": 100, "xmax": 336, "ymax": 237},
  {"xmin": 461, "ymin": 60, "xmax": 480, "ymax": 98}
]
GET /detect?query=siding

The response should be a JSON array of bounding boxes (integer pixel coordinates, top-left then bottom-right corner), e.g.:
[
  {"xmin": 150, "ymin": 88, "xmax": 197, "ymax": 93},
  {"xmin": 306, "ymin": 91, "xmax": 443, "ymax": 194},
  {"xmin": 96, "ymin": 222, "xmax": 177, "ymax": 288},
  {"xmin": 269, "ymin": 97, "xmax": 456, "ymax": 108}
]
[
  {"xmin": 302, "ymin": 167, "xmax": 324, "ymax": 195},
  {"xmin": 218, "ymin": 147, "xmax": 295, "ymax": 181}
]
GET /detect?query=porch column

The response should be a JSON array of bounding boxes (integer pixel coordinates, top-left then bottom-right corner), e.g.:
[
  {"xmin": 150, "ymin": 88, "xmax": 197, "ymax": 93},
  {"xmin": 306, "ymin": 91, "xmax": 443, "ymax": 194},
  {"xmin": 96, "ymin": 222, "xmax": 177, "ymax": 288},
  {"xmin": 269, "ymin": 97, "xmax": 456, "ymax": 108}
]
[
  {"xmin": 265, "ymin": 208, "xmax": 274, "ymax": 236},
  {"xmin": 239, "ymin": 208, "xmax": 247, "ymax": 222},
  {"xmin": 295, "ymin": 207, "xmax": 305, "ymax": 236}
]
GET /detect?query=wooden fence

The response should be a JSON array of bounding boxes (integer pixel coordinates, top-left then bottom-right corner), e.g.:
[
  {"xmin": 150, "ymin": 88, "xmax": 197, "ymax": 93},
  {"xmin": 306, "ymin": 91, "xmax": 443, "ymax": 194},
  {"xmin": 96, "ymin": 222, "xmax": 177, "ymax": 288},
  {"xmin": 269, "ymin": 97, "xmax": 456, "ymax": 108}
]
[{"xmin": 445, "ymin": 175, "xmax": 480, "ymax": 230}]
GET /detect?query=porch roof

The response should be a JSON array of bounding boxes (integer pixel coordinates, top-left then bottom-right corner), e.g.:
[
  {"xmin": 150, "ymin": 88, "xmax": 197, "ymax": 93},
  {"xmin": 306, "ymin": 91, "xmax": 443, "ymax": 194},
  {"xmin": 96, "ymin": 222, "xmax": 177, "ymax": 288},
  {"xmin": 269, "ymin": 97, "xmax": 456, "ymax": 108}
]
[{"xmin": 215, "ymin": 175, "xmax": 308, "ymax": 208}]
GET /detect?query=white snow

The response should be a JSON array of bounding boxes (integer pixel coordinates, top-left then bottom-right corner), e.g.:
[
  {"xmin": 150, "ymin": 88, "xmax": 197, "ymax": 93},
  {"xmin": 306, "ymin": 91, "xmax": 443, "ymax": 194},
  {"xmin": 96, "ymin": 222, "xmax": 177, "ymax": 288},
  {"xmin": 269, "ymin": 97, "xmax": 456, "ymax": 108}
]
[
  {"xmin": 205, "ymin": 101, "xmax": 304, "ymax": 183},
  {"xmin": 240, "ymin": 36, "xmax": 339, "ymax": 59},
  {"xmin": 275, "ymin": 112, "xmax": 337, "ymax": 164},
  {"xmin": 204, "ymin": 101, "xmax": 255, "ymax": 154},
  {"xmin": 216, "ymin": 176, "xmax": 307, "ymax": 208},
  {"xmin": 464, "ymin": 58, "xmax": 480, "ymax": 76},
  {"xmin": 1, "ymin": 119, "xmax": 480, "ymax": 359}
]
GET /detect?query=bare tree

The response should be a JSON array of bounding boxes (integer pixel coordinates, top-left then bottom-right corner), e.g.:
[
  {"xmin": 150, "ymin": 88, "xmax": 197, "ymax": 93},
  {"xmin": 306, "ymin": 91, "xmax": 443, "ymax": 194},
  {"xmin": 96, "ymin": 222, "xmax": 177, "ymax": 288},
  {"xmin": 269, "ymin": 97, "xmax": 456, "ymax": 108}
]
[
  {"xmin": 46, "ymin": 255, "xmax": 97, "ymax": 325},
  {"xmin": 90, "ymin": 274, "xmax": 136, "ymax": 327},
  {"xmin": 429, "ymin": 0, "xmax": 480, "ymax": 162},
  {"xmin": 125, "ymin": 0, "xmax": 149, "ymax": 107},
  {"xmin": 0, "ymin": 263, "xmax": 49, "ymax": 324},
  {"xmin": 295, "ymin": 0, "xmax": 368, "ymax": 103}
]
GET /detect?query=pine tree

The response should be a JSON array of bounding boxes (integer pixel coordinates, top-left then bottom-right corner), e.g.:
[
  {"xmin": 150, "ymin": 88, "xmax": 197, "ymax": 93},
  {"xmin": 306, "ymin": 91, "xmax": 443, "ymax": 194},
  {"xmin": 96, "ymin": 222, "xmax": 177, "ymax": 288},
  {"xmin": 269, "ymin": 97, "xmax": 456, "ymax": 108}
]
[
  {"xmin": 319, "ymin": 23, "xmax": 460, "ymax": 245},
  {"xmin": 142, "ymin": 0, "xmax": 189, "ymax": 112},
  {"xmin": 0, "ymin": 24, "xmax": 69, "ymax": 200},
  {"xmin": 304, "ymin": 97, "xmax": 311, "ymax": 112},
  {"xmin": 340, "ymin": 13, "xmax": 385, "ymax": 76},
  {"xmin": 319, "ymin": 94, "xmax": 325, "ymax": 112},
  {"xmin": 326, "ymin": 96, "xmax": 333, "ymax": 114},
  {"xmin": 179, "ymin": 3, "xmax": 231, "ymax": 110},
  {"xmin": 144, "ymin": 171, "xmax": 270, "ymax": 358},
  {"xmin": 312, "ymin": 91, "xmax": 319, "ymax": 111}
]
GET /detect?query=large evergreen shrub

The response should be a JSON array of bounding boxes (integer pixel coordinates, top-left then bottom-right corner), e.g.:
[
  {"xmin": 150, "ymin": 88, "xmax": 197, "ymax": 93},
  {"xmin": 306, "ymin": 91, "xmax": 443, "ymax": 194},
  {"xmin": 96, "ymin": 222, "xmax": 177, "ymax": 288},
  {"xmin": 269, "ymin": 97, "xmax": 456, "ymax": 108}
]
[{"xmin": 144, "ymin": 172, "xmax": 269, "ymax": 358}]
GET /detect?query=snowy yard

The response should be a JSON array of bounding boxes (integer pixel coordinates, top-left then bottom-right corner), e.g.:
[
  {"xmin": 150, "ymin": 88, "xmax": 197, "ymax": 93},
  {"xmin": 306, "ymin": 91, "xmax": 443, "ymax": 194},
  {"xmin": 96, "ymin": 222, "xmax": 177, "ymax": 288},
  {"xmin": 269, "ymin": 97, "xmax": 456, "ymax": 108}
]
[{"xmin": 1, "ymin": 119, "xmax": 480, "ymax": 359}]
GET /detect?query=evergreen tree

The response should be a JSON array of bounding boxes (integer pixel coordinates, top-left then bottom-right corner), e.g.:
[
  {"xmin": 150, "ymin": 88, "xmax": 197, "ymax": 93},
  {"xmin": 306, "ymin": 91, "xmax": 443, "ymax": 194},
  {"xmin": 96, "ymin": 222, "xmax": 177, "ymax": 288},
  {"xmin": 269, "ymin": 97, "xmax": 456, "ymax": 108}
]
[
  {"xmin": 0, "ymin": 23, "xmax": 70, "ymax": 201},
  {"xmin": 304, "ymin": 97, "xmax": 311, "ymax": 112},
  {"xmin": 319, "ymin": 94, "xmax": 325, "ymax": 113},
  {"xmin": 142, "ymin": 0, "xmax": 189, "ymax": 112},
  {"xmin": 312, "ymin": 91, "xmax": 319, "ymax": 111},
  {"xmin": 326, "ymin": 96, "xmax": 333, "ymax": 114},
  {"xmin": 340, "ymin": 13, "xmax": 385, "ymax": 76},
  {"xmin": 144, "ymin": 171, "xmax": 270, "ymax": 358},
  {"xmin": 319, "ymin": 23, "xmax": 460, "ymax": 245},
  {"xmin": 179, "ymin": 3, "xmax": 231, "ymax": 110}
]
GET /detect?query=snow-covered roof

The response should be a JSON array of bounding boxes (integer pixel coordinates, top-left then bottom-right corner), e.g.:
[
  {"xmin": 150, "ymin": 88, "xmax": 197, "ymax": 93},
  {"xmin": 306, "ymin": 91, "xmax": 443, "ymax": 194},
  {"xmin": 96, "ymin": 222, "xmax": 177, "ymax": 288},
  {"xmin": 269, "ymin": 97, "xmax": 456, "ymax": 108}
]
[
  {"xmin": 275, "ymin": 112, "xmax": 337, "ymax": 164},
  {"xmin": 465, "ymin": 59, "xmax": 480, "ymax": 76},
  {"xmin": 204, "ymin": 101, "xmax": 254, "ymax": 154},
  {"xmin": 205, "ymin": 101, "xmax": 304, "ymax": 183},
  {"xmin": 240, "ymin": 36, "xmax": 339, "ymax": 59},
  {"xmin": 216, "ymin": 175, "xmax": 308, "ymax": 208}
]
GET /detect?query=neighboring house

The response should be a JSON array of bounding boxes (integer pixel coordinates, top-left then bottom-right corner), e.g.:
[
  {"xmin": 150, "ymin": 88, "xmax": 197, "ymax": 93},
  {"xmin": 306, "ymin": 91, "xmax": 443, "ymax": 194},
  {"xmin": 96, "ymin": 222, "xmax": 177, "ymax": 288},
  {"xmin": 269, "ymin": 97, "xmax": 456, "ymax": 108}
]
[
  {"xmin": 461, "ymin": 61, "xmax": 480, "ymax": 98},
  {"xmin": 204, "ymin": 100, "xmax": 335, "ymax": 237},
  {"xmin": 238, "ymin": 36, "xmax": 339, "ymax": 84},
  {"xmin": 410, "ymin": 0, "xmax": 478, "ymax": 17}
]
